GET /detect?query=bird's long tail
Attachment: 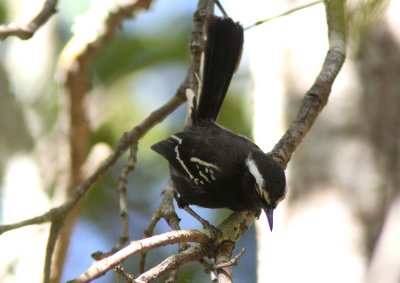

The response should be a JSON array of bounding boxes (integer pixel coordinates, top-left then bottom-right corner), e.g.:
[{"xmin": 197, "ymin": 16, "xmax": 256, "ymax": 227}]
[{"xmin": 190, "ymin": 16, "xmax": 244, "ymax": 123}]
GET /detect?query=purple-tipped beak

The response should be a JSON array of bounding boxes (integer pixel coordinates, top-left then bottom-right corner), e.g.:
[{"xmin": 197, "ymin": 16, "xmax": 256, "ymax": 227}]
[{"xmin": 264, "ymin": 207, "xmax": 274, "ymax": 231}]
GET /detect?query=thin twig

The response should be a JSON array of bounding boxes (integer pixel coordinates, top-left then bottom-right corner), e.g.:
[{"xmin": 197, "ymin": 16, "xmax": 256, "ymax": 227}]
[
  {"xmin": 139, "ymin": 184, "xmax": 189, "ymax": 274},
  {"xmin": 44, "ymin": 219, "xmax": 64, "ymax": 283},
  {"xmin": 246, "ymin": 1, "xmax": 323, "ymax": 30},
  {"xmin": 0, "ymin": 93, "xmax": 185, "ymax": 236},
  {"xmin": 0, "ymin": 0, "xmax": 58, "ymax": 40},
  {"xmin": 91, "ymin": 143, "xmax": 138, "ymax": 261},
  {"xmin": 214, "ymin": 0, "xmax": 228, "ymax": 17},
  {"xmin": 182, "ymin": 204, "xmax": 220, "ymax": 237},
  {"xmin": 139, "ymin": 204, "xmax": 163, "ymax": 273},
  {"xmin": 139, "ymin": 183, "xmax": 192, "ymax": 275},
  {"xmin": 214, "ymin": 248, "xmax": 247, "ymax": 269},
  {"xmin": 245, "ymin": 0, "xmax": 323, "ymax": 30},
  {"xmin": 117, "ymin": 144, "xmax": 138, "ymax": 247},
  {"xmin": 114, "ymin": 265, "xmax": 134, "ymax": 283}
]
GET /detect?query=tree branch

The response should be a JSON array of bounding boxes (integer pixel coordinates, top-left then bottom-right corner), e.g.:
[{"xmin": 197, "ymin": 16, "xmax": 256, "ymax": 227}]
[
  {"xmin": 74, "ymin": 209, "xmax": 257, "ymax": 282},
  {"xmin": 215, "ymin": 241, "xmax": 235, "ymax": 283},
  {"xmin": 138, "ymin": 0, "xmax": 213, "ymax": 279},
  {"xmin": 0, "ymin": 0, "xmax": 58, "ymax": 40},
  {"xmin": 0, "ymin": 0, "xmax": 347, "ymax": 282},
  {"xmin": 74, "ymin": 230, "xmax": 213, "ymax": 283},
  {"xmin": 140, "ymin": 182, "xmax": 184, "ymax": 273},
  {"xmin": 135, "ymin": 245, "xmax": 208, "ymax": 283},
  {"xmin": 271, "ymin": 0, "xmax": 347, "ymax": 168},
  {"xmin": 116, "ymin": 142, "xmax": 139, "ymax": 248},
  {"xmin": 0, "ymin": 91, "xmax": 185, "ymax": 231},
  {"xmin": 93, "ymin": 142, "xmax": 139, "ymax": 260},
  {"xmin": 208, "ymin": 1, "xmax": 347, "ymax": 280},
  {"xmin": 120, "ymin": 1, "xmax": 347, "ymax": 281},
  {"xmin": 0, "ymin": 1, "xmax": 207, "ymax": 282},
  {"xmin": 50, "ymin": 1, "xmax": 155, "ymax": 280},
  {"xmin": 245, "ymin": 0, "xmax": 323, "ymax": 30}
]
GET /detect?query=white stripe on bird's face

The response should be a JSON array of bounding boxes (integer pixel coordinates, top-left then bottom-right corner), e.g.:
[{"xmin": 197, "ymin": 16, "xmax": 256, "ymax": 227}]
[
  {"xmin": 245, "ymin": 156, "xmax": 264, "ymax": 188},
  {"xmin": 245, "ymin": 155, "xmax": 271, "ymax": 205}
]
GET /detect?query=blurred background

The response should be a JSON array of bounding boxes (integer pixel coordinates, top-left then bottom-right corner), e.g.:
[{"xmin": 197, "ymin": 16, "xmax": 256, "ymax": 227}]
[{"xmin": 0, "ymin": 0, "xmax": 399, "ymax": 282}]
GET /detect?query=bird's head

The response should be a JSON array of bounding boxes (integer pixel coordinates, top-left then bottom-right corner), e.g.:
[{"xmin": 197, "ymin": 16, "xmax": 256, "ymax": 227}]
[{"xmin": 245, "ymin": 151, "xmax": 286, "ymax": 231}]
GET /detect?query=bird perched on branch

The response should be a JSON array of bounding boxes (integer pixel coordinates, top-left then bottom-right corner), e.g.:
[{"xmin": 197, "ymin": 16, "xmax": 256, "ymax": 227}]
[{"xmin": 152, "ymin": 16, "xmax": 286, "ymax": 231}]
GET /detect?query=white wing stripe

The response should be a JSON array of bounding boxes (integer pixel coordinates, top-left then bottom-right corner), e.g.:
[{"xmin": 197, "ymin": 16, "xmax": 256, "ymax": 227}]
[
  {"xmin": 190, "ymin": 157, "xmax": 220, "ymax": 171},
  {"xmin": 171, "ymin": 135, "xmax": 203, "ymax": 185}
]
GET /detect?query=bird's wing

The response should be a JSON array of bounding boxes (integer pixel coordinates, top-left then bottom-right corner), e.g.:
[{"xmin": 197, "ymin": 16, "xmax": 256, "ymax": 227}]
[{"xmin": 151, "ymin": 130, "xmax": 238, "ymax": 185}]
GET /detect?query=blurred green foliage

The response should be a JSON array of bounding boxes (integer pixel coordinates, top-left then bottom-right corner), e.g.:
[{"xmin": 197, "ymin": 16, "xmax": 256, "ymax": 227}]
[
  {"xmin": 0, "ymin": 1, "xmax": 6, "ymax": 23},
  {"xmin": 93, "ymin": 23, "xmax": 191, "ymax": 83}
]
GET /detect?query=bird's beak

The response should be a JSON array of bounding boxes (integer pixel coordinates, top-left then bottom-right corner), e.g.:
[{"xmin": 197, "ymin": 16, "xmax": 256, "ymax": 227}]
[{"xmin": 263, "ymin": 207, "xmax": 274, "ymax": 231}]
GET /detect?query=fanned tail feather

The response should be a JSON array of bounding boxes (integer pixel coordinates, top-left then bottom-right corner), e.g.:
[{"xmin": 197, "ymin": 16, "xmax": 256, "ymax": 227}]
[{"xmin": 191, "ymin": 16, "xmax": 244, "ymax": 123}]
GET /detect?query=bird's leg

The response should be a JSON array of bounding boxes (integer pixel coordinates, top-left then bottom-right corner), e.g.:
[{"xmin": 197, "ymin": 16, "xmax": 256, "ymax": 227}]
[
  {"xmin": 183, "ymin": 205, "xmax": 221, "ymax": 237},
  {"xmin": 176, "ymin": 197, "xmax": 220, "ymax": 237}
]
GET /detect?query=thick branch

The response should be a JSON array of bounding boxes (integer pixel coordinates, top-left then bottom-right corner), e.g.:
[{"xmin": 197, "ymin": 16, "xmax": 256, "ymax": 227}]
[
  {"xmin": 215, "ymin": 241, "xmax": 235, "ymax": 283},
  {"xmin": 135, "ymin": 246, "xmax": 208, "ymax": 283},
  {"xmin": 74, "ymin": 230, "xmax": 213, "ymax": 283},
  {"xmin": 75, "ymin": 210, "xmax": 256, "ymax": 282}
]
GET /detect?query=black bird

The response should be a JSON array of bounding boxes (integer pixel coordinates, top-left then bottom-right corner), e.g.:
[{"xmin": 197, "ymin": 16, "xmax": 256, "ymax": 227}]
[{"xmin": 152, "ymin": 16, "xmax": 286, "ymax": 231}]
